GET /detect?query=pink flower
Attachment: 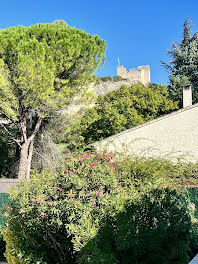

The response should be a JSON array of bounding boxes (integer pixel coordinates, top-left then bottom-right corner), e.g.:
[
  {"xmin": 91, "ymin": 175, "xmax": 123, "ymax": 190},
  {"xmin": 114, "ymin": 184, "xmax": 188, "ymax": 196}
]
[
  {"xmin": 47, "ymin": 222, "xmax": 50, "ymax": 226},
  {"xmin": 115, "ymin": 188, "xmax": 120, "ymax": 193},
  {"xmin": 89, "ymin": 174, "xmax": 92, "ymax": 177},
  {"xmin": 111, "ymin": 167, "xmax": 115, "ymax": 171},
  {"xmin": 59, "ymin": 188, "xmax": 63, "ymax": 192},
  {"xmin": 61, "ymin": 192, "xmax": 65, "ymax": 196},
  {"xmin": 113, "ymin": 162, "xmax": 117, "ymax": 166},
  {"xmin": 91, "ymin": 164, "xmax": 96, "ymax": 169},
  {"xmin": 87, "ymin": 193, "xmax": 91, "ymax": 197},
  {"xmin": 7, "ymin": 206, "xmax": 13, "ymax": 210},
  {"xmin": 36, "ymin": 217, "xmax": 40, "ymax": 221},
  {"xmin": 46, "ymin": 201, "xmax": 49, "ymax": 205},
  {"xmin": 44, "ymin": 216, "xmax": 48, "ymax": 220},
  {"xmin": 65, "ymin": 159, "xmax": 69, "ymax": 162},
  {"xmin": 49, "ymin": 202, "xmax": 52, "ymax": 206},
  {"xmin": 100, "ymin": 189, "xmax": 104, "ymax": 194},
  {"xmin": 96, "ymin": 191, "xmax": 99, "ymax": 196},
  {"xmin": 66, "ymin": 169, "xmax": 69, "ymax": 173},
  {"xmin": 53, "ymin": 186, "xmax": 57, "ymax": 189},
  {"xmin": 92, "ymin": 202, "xmax": 96, "ymax": 208},
  {"xmin": 54, "ymin": 202, "xmax": 57, "ymax": 206},
  {"xmin": 68, "ymin": 193, "xmax": 74, "ymax": 198},
  {"xmin": 66, "ymin": 153, "xmax": 72, "ymax": 158},
  {"xmin": 108, "ymin": 162, "xmax": 112, "ymax": 166},
  {"xmin": 37, "ymin": 198, "xmax": 42, "ymax": 204},
  {"xmin": 74, "ymin": 201, "xmax": 78, "ymax": 205},
  {"xmin": 19, "ymin": 209, "xmax": 23, "ymax": 214},
  {"xmin": 110, "ymin": 155, "xmax": 114, "ymax": 159},
  {"xmin": 69, "ymin": 171, "xmax": 74, "ymax": 175},
  {"xmin": 97, "ymin": 153, "xmax": 100, "ymax": 158}
]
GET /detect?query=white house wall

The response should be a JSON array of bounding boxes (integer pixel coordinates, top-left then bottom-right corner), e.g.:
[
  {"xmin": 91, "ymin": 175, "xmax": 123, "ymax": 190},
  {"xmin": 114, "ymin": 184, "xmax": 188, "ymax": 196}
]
[{"xmin": 95, "ymin": 104, "xmax": 198, "ymax": 162}]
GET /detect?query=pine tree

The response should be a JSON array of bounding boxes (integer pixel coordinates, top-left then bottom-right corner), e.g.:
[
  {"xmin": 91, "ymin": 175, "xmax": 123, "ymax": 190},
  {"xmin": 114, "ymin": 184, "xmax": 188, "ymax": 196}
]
[{"xmin": 162, "ymin": 19, "xmax": 198, "ymax": 106}]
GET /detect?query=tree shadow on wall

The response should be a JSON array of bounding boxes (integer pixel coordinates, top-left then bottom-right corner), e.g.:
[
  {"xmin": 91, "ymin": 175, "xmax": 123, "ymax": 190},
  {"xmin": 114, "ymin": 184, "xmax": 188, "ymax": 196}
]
[{"xmin": 79, "ymin": 189, "xmax": 192, "ymax": 264}]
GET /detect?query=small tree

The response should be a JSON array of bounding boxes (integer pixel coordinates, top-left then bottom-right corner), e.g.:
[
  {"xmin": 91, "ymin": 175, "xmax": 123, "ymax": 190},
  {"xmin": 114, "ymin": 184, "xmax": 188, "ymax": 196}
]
[{"xmin": 0, "ymin": 21, "xmax": 106, "ymax": 179}]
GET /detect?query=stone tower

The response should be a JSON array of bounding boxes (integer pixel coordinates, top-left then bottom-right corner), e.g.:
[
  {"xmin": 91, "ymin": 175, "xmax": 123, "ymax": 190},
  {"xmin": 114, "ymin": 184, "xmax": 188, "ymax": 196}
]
[{"xmin": 117, "ymin": 65, "xmax": 150, "ymax": 86}]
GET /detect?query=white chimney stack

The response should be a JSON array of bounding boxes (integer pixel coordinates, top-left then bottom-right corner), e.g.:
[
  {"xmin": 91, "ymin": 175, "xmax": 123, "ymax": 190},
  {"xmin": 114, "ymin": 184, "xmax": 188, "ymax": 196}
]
[{"xmin": 183, "ymin": 84, "xmax": 192, "ymax": 108}]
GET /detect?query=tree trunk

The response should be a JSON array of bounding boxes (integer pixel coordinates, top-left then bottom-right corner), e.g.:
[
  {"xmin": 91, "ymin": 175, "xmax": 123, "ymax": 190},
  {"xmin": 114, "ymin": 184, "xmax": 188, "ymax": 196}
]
[
  {"xmin": 17, "ymin": 117, "xmax": 43, "ymax": 179},
  {"xmin": 17, "ymin": 141, "xmax": 30, "ymax": 180},
  {"xmin": 26, "ymin": 139, "xmax": 34, "ymax": 180}
]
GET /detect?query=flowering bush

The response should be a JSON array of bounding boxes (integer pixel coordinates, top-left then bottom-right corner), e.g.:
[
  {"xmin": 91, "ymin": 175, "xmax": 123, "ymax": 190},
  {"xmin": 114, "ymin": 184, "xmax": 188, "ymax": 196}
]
[
  {"xmin": 3, "ymin": 151, "xmax": 136, "ymax": 263},
  {"xmin": 3, "ymin": 151, "xmax": 196, "ymax": 264}
]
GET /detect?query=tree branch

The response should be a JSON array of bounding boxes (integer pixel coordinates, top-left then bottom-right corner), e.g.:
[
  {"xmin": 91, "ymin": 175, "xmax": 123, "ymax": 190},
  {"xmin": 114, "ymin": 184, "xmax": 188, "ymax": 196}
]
[
  {"xmin": 0, "ymin": 123, "xmax": 22, "ymax": 148},
  {"xmin": 28, "ymin": 117, "xmax": 43, "ymax": 142},
  {"xmin": 0, "ymin": 109, "xmax": 17, "ymax": 125}
]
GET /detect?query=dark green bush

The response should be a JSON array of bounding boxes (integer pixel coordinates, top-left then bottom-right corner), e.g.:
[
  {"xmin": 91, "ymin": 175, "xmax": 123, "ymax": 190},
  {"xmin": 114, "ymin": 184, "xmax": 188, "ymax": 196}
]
[
  {"xmin": 81, "ymin": 188, "xmax": 192, "ymax": 264},
  {"xmin": 0, "ymin": 232, "xmax": 6, "ymax": 261},
  {"xmin": 0, "ymin": 193, "xmax": 10, "ymax": 261}
]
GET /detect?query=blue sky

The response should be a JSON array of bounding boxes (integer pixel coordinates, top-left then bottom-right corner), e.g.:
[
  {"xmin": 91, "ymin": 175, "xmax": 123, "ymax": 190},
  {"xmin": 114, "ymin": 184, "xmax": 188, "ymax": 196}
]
[{"xmin": 1, "ymin": 0, "xmax": 198, "ymax": 84}]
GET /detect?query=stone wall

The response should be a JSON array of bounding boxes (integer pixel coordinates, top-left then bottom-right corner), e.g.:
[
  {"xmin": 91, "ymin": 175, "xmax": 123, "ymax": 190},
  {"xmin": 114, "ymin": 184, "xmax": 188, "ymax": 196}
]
[
  {"xmin": 94, "ymin": 104, "xmax": 198, "ymax": 162},
  {"xmin": 117, "ymin": 65, "xmax": 150, "ymax": 86},
  {"xmin": 94, "ymin": 79, "xmax": 136, "ymax": 95},
  {"xmin": 0, "ymin": 179, "xmax": 19, "ymax": 193}
]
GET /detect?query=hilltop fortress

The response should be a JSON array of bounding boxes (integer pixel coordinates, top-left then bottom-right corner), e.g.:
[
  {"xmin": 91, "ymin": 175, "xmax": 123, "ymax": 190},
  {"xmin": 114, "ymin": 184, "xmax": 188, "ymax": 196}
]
[
  {"xmin": 117, "ymin": 65, "xmax": 150, "ymax": 86},
  {"xmin": 94, "ymin": 65, "xmax": 150, "ymax": 95}
]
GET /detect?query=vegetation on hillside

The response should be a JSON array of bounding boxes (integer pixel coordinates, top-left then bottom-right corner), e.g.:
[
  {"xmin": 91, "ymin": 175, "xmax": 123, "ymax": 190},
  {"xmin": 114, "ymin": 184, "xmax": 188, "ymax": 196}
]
[
  {"xmin": 56, "ymin": 83, "xmax": 178, "ymax": 151},
  {"xmin": 98, "ymin": 75, "xmax": 127, "ymax": 82}
]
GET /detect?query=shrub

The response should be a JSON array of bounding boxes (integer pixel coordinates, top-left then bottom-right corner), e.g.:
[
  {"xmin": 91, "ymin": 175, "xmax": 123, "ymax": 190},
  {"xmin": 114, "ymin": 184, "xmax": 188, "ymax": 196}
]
[
  {"xmin": 3, "ymin": 151, "xmax": 196, "ymax": 264},
  {"xmin": 0, "ymin": 231, "xmax": 6, "ymax": 261},
  {"xmin": 81, "ymin": 189, "xmax": 192, "ymax": 264},
  {"xmin": 3, "ymin": 151, "xmax": 136, "ymax": 263}
]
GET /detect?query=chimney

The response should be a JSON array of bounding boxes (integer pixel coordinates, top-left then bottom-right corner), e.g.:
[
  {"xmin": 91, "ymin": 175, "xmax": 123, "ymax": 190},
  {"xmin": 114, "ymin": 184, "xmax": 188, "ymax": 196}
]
[{"xmin": 183, "ymin": 83, "xmax": 192, "ymax": 108}]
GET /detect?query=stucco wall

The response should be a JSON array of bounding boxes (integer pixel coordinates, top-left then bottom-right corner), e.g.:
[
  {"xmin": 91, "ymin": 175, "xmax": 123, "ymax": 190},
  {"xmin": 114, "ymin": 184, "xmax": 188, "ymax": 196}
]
[{"xmin": 95, "ymin": 104, "xmax": 198, "ymax": 162}]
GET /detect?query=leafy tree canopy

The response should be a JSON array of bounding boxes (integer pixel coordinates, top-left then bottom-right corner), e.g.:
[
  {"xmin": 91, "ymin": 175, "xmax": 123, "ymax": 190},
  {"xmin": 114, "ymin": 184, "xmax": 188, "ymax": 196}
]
[{"xmin": 0, "ymin": 21, "xmax": 106, "ymax": 179}]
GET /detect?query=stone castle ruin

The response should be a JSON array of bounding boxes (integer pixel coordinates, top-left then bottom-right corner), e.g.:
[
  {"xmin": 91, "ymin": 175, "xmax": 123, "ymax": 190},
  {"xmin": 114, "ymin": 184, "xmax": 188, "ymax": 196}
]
[
  {"xmin": 117, "ymin": 65, "xmax": 150, "ymax": 86},
  {"xmin": 94, "ymin": 65, "xmax": 150, "ymax": 95}
]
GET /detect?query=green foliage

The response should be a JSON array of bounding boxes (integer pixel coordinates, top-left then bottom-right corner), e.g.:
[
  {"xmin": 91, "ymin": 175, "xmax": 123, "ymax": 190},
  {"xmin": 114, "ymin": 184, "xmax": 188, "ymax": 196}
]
[
  {"xmin": 0, "ymin": 21, "xmax": 106, "ymax": 121},
  {"xmin": 3, "ymin": 151, "xmax": 198, "ymax": 263},
  {"xmin": 0, "ymin": 21, "xmax": 106, "ymax": 178},
  {"xmin": 77, "ymin": 84, "xmax": 178, "ymax": 144},
  {"xmin": 163, "ymin": 19, "xmax": 198, "ymax": 105},
  {"xmin": 101, "ymin": 189, "xmax": 191, "ymax": 264},
  {"xmin": 0, "ymin": 231, "xmax": 6, "ymax": 261},
  {"xmin": 0, "ymin": 193, "xmax": 10, "ymax": 261},
  {"xmin": 0, "ymin": 127, "xmax": 18, "ymax": 178},
  {"xmin": 78, "ymin": 189, "xmax": 193, "ymax": 264},
  {"xmin": 3, "ymin": 151, "xmax": 135, "ymax": 263},
  {"xmin": 98, "ymin": 75, "xmax": 126, "ymax": 82}
]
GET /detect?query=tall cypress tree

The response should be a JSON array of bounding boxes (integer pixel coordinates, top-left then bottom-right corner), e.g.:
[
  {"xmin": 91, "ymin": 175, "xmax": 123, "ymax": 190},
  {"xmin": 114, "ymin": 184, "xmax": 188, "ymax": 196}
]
[{"xmin": 162, "ymin": 19, "xmax": 198, "ymax": 106}]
